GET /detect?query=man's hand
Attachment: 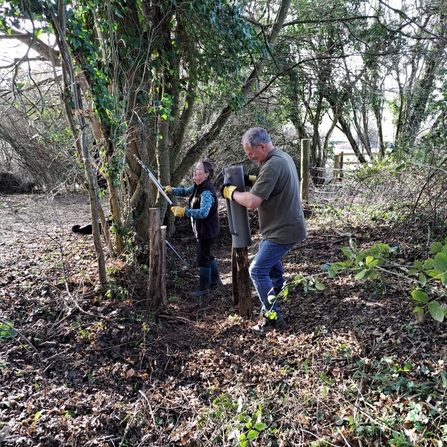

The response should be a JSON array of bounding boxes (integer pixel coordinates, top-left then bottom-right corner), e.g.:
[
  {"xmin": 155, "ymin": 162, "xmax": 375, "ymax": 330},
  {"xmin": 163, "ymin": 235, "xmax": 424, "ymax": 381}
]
[
  {"xmin": 171, "ymin": 206, "xmax": 186, "ymax": 217},
  {"xmin": 164, "ymin": 185, "xmax": 173, "ymax": 194},
  {"xmin": 221, "ymin": 184, "xmax": 238, "ymax": 200},
  {"xmin": 244, "ymin": 174, "xmax": 257, "ymax": 187}
]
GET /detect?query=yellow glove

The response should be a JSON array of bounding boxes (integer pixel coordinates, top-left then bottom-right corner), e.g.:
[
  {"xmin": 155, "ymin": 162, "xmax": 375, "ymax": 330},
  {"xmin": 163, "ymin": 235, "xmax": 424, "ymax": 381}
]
[
  {"xmin": 164, "ymin": 185, "xmax": 173, "ymax": 194},
  {"xmin": 171, "ymin": 206, "xmax": 186, "ymax": 217},
  {"xmin": 244, "ymin": 174, "xmax": 257, "ymax": 186},
  {"xmin": 221, "ymin": 185, "xmax": 238, "ymax": 200}
]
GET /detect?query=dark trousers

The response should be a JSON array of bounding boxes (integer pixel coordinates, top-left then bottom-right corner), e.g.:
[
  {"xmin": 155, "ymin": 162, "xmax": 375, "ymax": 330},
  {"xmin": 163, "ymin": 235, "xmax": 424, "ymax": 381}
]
[{"xmin": 196, "ymin": 238, "xmax": 215, "ymax": 267}]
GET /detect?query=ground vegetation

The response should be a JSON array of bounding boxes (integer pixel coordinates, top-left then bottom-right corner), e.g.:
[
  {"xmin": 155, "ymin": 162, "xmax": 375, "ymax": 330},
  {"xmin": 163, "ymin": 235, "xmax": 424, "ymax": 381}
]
[{"xmin": 1, "ymin": 157, "xmax": 446, "ymax": 446}]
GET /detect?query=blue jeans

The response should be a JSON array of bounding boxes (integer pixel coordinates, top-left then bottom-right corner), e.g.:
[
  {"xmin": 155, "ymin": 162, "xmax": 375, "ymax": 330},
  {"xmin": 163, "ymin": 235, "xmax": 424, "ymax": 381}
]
[{"xmin": 249, "ymin": 239, "xmax": 295, "ymax": 320}]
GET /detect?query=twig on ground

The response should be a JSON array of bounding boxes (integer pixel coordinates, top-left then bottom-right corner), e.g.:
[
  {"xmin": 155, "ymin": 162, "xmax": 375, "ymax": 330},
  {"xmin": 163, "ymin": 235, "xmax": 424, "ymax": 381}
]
[{"xmin": 337, "ymin": 427, "xmax": 353, "ymax": 446}]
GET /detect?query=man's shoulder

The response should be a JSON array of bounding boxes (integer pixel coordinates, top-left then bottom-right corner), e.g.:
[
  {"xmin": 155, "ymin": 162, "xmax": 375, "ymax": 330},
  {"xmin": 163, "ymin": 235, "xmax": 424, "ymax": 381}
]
[
  {"xmin": 265, "ymin": 147, "xmax": 282, "ymax": 163},
  {"xmin": 270, "ymin": 147, "xmax": 291, "ymax": 159},
  {"xmin": 268, "ymin": 148, "xmax": 294, "ymax": 167}
]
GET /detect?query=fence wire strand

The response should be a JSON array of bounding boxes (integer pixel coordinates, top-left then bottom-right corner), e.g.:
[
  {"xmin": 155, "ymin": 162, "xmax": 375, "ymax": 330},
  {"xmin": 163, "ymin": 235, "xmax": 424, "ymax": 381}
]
[{"xmin": 307, "ymin": 161, "xmax": 447, "ymax": 241}]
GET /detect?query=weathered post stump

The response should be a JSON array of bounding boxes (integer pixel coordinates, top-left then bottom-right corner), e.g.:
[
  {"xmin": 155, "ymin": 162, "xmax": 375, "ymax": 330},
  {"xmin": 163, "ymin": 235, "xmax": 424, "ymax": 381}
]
[
  {"xmin": 147, "ymin": 208, "xmax": 167, "ymax": 309},
  {"xmin": 232, "ymin": 246, "xmax": 252, "ymax": 318}
]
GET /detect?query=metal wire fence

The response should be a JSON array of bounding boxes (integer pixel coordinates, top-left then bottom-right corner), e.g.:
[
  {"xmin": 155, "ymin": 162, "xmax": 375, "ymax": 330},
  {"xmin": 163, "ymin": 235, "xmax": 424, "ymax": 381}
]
[{"xmin": 307, "ymin": 158, "xmax": 447, "ymax": 240}]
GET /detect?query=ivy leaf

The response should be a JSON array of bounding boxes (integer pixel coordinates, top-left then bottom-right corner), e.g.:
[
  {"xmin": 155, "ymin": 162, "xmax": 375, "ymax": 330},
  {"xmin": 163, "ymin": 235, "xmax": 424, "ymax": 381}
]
[
  {"xmin": 253, "ymin": 422, "xmax": 266, "ymax": 431},
  {"xmin": 403, "ymin": 362, "xmax": 413, "ymax": 371},
  {"xmin": 246, "ymin": 429, "xmax": 259, "ymax": 440},
  {"xmin": 427, "ymin": 301, "xmax": 444, "ymax": 322}
]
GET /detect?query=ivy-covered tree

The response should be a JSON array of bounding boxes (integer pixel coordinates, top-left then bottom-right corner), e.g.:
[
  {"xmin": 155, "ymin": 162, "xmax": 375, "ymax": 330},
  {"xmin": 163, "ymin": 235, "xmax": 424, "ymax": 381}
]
[{"xmin": 0, "ymin": 0, "xmax": 291, "ymax": 284}]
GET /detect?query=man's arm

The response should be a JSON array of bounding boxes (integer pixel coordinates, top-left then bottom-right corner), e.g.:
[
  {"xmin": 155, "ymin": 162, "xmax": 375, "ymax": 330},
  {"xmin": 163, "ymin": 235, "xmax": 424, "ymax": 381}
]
[{"xmin": 232, "ymin": 190, "xmax": 263, "ymax": 209}]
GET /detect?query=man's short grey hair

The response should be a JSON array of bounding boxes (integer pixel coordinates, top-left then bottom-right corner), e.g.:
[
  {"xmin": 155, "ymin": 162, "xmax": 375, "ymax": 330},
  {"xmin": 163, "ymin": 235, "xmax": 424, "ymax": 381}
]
[{"xmin": 242, "ymin": 127, "xmax": 272, "ymax": 148}]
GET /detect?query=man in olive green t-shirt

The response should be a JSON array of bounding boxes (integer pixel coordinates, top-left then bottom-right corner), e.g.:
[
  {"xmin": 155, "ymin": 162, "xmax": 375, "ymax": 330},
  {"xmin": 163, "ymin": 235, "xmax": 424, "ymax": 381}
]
[{"xmin": 222, "ymin": 127, "xmax": 307, "ymax": 333}]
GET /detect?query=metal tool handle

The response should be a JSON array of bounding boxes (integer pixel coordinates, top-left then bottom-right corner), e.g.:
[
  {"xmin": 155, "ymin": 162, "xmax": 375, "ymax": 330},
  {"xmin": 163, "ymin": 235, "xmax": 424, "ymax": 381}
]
[{"xmin": 133, "ymin": 154, "xmax": 173, "ymax": 205}]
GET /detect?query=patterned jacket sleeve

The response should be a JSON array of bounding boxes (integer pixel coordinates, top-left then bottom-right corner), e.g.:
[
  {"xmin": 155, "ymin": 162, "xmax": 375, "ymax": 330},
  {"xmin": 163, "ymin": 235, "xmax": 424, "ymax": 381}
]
[
  {"xmin": 171, "ymin": 185, "xmax": 194, "ymax": 197},
  {"xmin": 185, "ymin": 190, "xmax": 214, "ymax": 219}
]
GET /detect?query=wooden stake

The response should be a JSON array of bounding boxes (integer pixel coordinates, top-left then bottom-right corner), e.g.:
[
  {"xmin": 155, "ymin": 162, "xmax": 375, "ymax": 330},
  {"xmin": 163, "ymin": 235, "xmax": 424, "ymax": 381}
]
[
  {"xmin": 232, "ymin": 246, "xmax": 252, "ymax": 318},
  {"xmin": 301, "ymin": 138, "xmax": 310, "ymax": 201},
  {"xmin": 148, "ymin": 208, "xmax": 167, "ymax": 309}
]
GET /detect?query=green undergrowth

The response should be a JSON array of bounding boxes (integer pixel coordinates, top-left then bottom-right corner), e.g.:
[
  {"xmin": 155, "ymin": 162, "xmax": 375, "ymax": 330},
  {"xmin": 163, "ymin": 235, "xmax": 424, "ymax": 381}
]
[{"xmin": 174, "ymin": 331, "xmax": 447, "ymax": 446}]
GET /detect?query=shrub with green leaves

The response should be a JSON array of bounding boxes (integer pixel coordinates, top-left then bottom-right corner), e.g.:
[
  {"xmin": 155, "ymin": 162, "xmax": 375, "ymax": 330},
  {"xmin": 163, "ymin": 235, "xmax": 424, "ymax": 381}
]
[
  {"xmin": 409, "ymin": 239, "xmax": 447, "ymax": 321},
  {"xmin": 197, "ymin": 392, "xmax": 271, "ymax": 447},
  {"xmin": 291, "ymin": 237, "xmax": 447, "ymax": 322}
]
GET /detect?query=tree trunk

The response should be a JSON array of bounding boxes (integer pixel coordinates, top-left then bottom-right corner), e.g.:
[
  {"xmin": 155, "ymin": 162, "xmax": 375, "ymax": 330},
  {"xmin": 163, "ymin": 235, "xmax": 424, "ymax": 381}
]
[{"xmin": 51, "ymin": 3, "xmax": 108, "ymax": 287}]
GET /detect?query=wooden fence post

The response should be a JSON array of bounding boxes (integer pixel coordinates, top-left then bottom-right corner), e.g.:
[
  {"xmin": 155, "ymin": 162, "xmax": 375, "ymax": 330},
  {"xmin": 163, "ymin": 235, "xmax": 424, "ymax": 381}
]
[
  {"xmin": 301, "ymin": 139, "xmax": 310, "ymax": 201},
  {"xmin": 334, "ymin": 154, "xmax": 340, "ymax": 181},
  {"xmin": 147, "ymin": 208, "xmax": 167, "ymax": 309},
  {"xmin": 232, "ymin": 247, "xmax": 252, "ymax": 318},
  {"xmin": 160, "ymin": 225, "xmax": 167, "ymax": 306}
]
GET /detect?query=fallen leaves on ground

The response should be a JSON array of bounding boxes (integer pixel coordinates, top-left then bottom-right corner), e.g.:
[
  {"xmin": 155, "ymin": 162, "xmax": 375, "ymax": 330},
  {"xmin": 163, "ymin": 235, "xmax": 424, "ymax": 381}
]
[{"xmin": 0, "ymin": 194, "xmax": 445, "ymax": 446}]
